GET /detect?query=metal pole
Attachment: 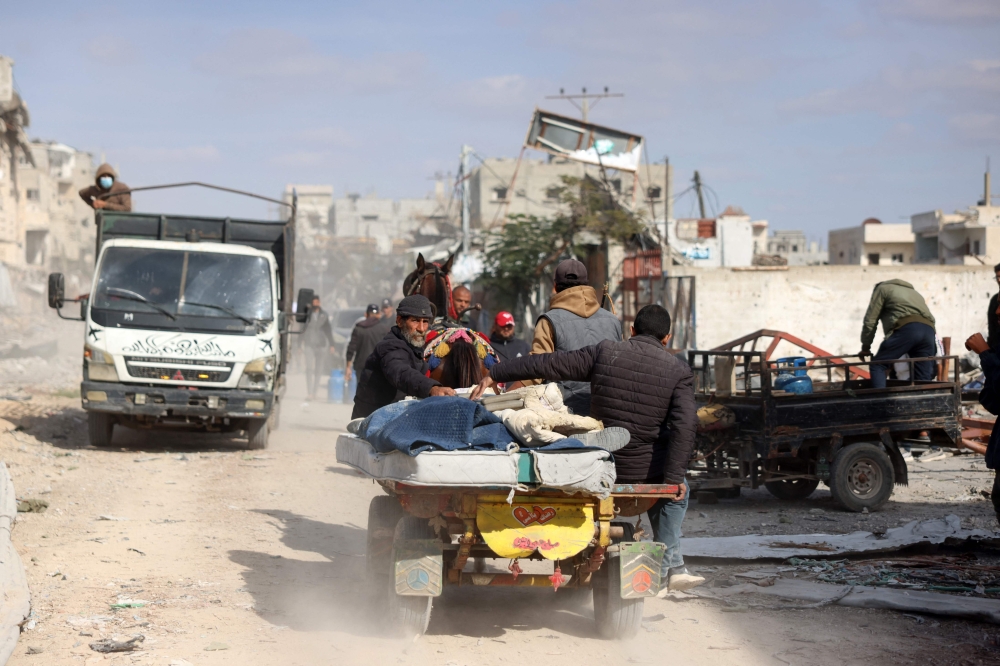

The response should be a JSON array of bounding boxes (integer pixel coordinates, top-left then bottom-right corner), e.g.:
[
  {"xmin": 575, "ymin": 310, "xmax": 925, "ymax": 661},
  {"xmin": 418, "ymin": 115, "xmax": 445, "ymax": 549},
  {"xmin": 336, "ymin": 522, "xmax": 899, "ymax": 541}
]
[{"xmin": 460, "ymin": 145, "xmax": 472, "ymax": 255}]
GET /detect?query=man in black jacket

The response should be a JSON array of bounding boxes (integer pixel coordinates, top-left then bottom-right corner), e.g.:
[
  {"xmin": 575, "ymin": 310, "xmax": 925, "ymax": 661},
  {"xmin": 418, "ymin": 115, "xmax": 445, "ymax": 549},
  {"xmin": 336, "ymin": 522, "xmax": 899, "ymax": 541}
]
[
  {"xmin": 352, "ymin": 295, "xmax": 456, "ymax": 419},
  {"xmin": 987, "ymin": 263, "xmax": 1000, "ymax": 352},
  {"xmin": 345, "ymin": 304, "xmax": 384, "ymax": 387},
  {"xmin": 489, "ymin": 311, "xmax": 530, "ymax": 363},
  {"xmin": 471, "ymin": 304, "xmax": 703, "ymax": 591}
]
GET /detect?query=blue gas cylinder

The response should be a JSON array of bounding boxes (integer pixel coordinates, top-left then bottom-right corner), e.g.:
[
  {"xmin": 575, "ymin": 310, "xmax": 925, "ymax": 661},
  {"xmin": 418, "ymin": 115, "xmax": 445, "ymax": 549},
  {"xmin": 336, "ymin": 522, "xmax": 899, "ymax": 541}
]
[
  {"xmin": 774, "ymin": 357, "xmax": 813, "ymax": 394},
  {"xmin": 328, "ymin": 369, "xmax": 345, "ymax": 402}
]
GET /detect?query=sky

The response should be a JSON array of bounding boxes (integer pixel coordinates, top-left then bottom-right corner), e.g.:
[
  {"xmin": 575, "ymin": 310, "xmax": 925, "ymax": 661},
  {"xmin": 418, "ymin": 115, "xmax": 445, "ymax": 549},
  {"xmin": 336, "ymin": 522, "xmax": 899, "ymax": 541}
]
[{"xmin": 3, "ymin": 0, "xmax": 999, "ymax": 242}]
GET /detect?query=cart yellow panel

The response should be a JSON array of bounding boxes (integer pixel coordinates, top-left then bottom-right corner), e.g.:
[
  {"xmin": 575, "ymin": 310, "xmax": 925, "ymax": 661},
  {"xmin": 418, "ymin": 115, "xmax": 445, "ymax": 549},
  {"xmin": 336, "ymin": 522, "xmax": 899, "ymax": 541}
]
[{"xmin": 477, "ymin": 501, "xmax": 594, "ymax": 560}]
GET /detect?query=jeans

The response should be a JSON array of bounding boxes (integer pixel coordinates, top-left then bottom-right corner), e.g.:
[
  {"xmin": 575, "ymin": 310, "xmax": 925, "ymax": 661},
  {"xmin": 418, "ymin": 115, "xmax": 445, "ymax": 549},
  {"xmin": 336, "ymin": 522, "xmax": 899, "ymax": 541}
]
[
  {"xmin": 646, "ymin": 480, "xmax": 689, "ymax": 577},
  {"xmin": 304, "ymin": 347, "xmax": 327, "ymax": 399},
  {"xmin": 870, "ymin": 323, "xmax": 936, "ymax": 389}
]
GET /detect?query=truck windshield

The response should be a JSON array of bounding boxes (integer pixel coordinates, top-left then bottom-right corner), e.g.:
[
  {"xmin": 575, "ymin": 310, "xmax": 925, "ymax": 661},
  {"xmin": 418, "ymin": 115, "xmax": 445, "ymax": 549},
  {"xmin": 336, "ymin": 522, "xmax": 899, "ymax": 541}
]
[{"xmin": 93, "ymin": 247, "xmax": 272, "ymax": 324}]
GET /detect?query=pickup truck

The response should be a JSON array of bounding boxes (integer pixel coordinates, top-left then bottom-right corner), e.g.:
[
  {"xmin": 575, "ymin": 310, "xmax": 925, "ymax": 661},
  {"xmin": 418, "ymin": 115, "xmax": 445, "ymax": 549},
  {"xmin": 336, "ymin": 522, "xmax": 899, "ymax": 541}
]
[
  {"xmin": 47, "ymin": 188, "xmax": 315, "ymax": 450},
  {"xmin": 687, "ymin": 351, "xmax": 962, "ymax": 512}
]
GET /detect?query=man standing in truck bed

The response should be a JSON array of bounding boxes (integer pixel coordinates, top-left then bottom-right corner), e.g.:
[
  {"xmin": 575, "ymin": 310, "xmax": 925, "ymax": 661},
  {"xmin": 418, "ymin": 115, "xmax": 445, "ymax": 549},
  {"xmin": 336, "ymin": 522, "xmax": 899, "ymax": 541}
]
[
  {"xmin": 79, "ymin": 163, "xmax": 132, "ymax": 212},
  {"xmin": 859, "ymin": 279, "xmax": 936, "ymax": 389}
]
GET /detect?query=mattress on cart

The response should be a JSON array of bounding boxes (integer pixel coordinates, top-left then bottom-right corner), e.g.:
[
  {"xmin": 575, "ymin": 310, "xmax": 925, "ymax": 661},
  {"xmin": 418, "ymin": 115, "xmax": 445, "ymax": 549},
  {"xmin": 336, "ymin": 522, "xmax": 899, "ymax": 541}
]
[{"xmin": 336, "ymin": 434, "xmax": 616, "ymax": 496}]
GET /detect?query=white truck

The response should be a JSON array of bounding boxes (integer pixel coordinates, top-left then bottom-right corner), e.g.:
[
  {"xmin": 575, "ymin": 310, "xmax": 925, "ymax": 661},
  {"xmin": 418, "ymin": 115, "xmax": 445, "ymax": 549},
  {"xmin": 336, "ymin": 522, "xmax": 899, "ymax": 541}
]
[{"xmin": 47, "ymin": 195, "xmax": 314, "ymax": 450}]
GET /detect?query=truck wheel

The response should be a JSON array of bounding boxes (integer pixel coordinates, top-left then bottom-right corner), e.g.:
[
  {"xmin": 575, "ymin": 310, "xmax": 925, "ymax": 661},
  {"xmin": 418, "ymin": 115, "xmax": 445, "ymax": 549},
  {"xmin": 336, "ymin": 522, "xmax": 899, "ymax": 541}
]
[
  {"xmin": 389, "ymin": 516, "xmax": 435, "ymax": 637},
  {"xmin": 765, "ymin": 478, "xmax": 820, "ymax": 500},
  {"xmin": 246, "ymin": 418, "xmax": 269, "ymax": 450},
  {"xmin": 367, "ymin": 496, "xmax": 405, "ymax": 596},
  {"xmin": 593, "ymin": 552, "xmax": 644, "ymax": 639},
  {"xmin": 830, "ymin": 443, "xmax": 894, "ymax": 512},
  {"xmin": 88, "ymin": 412, "xmax": 115, "ymax": 447}
]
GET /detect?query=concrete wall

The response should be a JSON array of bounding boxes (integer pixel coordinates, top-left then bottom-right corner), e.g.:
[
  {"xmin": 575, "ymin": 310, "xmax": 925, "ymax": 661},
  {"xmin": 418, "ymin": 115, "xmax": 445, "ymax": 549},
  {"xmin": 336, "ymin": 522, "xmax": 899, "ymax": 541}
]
[{"xmin": 669, "ymin": 265, "xmax": 995, "ymax": 355}]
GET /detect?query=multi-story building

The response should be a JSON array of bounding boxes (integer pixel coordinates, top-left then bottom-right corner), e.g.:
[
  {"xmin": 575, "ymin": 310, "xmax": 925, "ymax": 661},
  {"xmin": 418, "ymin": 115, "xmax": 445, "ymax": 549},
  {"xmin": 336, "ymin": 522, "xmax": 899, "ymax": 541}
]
[
  {"xmin": 767, "ymin": 229, "xmax": 828, "ymax": 265},
  {"xmin": 910, "ymin": 173, "xmax": 1000, "ymax": 265},
  {"xmin": 828, "ymin": 218, "xmax": 914, "ymax": 265}
]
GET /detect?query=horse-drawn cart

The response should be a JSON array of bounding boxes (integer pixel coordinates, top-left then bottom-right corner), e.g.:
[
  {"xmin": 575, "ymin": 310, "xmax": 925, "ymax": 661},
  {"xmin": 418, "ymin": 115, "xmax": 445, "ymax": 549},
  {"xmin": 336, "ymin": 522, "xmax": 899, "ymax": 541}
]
[{"xmin": 337, "ymin": 433, "xmax": 679, "ymax": 639}]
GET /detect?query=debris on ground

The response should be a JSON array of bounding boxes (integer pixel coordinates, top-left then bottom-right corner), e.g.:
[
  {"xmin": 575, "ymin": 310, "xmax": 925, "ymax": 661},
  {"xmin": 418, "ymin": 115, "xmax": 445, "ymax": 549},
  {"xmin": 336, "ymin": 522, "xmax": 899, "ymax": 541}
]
[
  {"xmin": 683, "ymin": 515, "xmax": 1000, "ymax": 559},
  {"xmin": 204, "ymin": 641, "xmax": 229, "ymax": 651},
  {"xmin": 89, "ymin": 635, "xmax": 144, "ymax": 653},
  {"xmin": 15, "ymin": 498, "xmax": 48, "ymax": 513}
]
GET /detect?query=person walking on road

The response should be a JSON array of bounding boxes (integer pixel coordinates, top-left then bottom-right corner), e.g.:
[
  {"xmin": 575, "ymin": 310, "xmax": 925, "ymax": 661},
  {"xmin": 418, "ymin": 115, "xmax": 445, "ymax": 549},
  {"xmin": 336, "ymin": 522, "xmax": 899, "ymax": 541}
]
[
  {"xmin": 965, "ymin": 332, "xmax": 1000, "ymax": 526},
  {"xmin": 345, "ymin": 304, "xmax": 385, "ymax": 387},
  {"xmin": 489, "ymin": 311, "xmax": 529, "ymax": 363},
  {"xmin": 79, "ymin": 163, "xmax": 132, "ymax": 212},
  {"xmin": 352, "ymin": 295, "xmax": 456, "ymax": 419},
  {"xmin": 859, "ymin": 279, "xmax": 936, "ymax": 389},
  {"xmin": 517, "ymin": 258, "xmax": 622, "ymax": 414},
  {"xmin": 302, "ymin": 295, "xmax": 334, "ymax": 402},
  {"xmin": 471, "ymin": 304, "xmax": 703, "ymax": 592}
]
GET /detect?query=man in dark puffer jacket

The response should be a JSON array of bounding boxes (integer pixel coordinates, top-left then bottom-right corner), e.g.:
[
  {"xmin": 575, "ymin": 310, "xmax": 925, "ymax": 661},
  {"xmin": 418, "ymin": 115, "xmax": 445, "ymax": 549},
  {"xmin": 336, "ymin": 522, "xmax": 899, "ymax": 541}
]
[{"xmin": 471, "ymin": 304, "xmax": 702, "ymax": 591}]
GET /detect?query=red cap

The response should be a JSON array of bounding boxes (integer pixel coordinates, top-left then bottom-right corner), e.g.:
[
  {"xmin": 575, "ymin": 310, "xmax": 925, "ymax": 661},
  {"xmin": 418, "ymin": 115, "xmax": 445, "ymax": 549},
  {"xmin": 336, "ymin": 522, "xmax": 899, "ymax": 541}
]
[{"xmin": 495, "ymin": 311, "xmax": 515, "ymax": 327}]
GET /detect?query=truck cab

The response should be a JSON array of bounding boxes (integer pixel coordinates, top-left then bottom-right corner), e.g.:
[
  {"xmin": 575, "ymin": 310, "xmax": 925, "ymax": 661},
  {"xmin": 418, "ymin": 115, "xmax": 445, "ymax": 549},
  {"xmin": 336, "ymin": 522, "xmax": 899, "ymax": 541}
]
[{"xmin": 49, "ymin": 207, "xmax": 308, "ymax": 449}]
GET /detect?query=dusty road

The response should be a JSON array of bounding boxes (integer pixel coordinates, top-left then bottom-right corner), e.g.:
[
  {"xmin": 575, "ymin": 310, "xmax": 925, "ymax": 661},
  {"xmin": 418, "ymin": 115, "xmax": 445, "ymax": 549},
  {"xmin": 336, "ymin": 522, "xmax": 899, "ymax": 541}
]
[{"xmin": 2, "ymin": 371, "xmax": 1000, "ymax": 665}]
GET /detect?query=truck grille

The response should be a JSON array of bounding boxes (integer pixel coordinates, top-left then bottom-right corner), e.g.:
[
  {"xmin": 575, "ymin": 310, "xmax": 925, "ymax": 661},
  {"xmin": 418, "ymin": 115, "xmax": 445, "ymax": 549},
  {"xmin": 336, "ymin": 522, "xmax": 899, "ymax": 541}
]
[{"xmin": 124, "ymin": 357, "xmax": 234, "ymax": 383}]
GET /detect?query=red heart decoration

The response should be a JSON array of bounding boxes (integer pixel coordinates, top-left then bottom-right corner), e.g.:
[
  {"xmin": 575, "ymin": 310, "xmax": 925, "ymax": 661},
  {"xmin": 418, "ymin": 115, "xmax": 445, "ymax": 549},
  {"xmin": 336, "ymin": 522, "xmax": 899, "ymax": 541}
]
[{"xmin": 512, "ymin": 506, "xmax": 534, "ymax": 526}]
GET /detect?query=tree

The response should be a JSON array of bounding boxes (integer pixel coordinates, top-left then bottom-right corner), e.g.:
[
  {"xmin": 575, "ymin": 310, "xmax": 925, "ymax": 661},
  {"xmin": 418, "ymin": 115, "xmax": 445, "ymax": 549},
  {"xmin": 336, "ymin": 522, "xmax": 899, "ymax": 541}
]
[{"xmin": 479, "ymin": 175, "xmax": 645, "ymax": 314}]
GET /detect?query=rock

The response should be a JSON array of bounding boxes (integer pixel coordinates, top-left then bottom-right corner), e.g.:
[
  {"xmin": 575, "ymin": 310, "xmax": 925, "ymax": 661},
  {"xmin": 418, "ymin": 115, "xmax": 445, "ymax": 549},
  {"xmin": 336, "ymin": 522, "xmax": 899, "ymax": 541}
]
[
  {"xmin": 26, "ymin": 646, "xmax": 43, "ymax": 654},
  {"xmin": 16, "ymin": 499, "xmax": 48, "ymax": 513},
  {"xmin": 205, "ymin": 641, "xmax": 229, "ymax": 651}
]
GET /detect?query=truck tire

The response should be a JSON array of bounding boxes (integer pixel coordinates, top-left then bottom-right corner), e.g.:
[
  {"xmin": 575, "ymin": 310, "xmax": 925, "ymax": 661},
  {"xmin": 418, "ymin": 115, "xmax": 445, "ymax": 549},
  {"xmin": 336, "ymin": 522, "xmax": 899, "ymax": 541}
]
[
  {"xmin": 830, "ymin": 443, "xmax": 894, "ymax": 512},
  {"xmin": 88, "ymin": 412, "xmax": 115, "ymax": 447},
  {"xmin": 389, "ymin": 516, "xmax": 435, "ymax": 637},
  {"xmin": 765, "ymin": 478, "xmax": 820, "ymax": 501},
  {"xmin": 246, "ymin": 418, "xmax": 269, "ymax": 450},
  {"xmin": 367, "ymin": 496, "xmax": 405, "ymax": 594}
]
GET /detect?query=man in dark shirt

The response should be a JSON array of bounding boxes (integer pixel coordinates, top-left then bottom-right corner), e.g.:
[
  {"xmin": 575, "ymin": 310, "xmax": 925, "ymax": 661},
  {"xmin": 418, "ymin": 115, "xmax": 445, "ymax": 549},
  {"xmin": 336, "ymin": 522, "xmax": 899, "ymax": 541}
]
[
  {"xmin": 352, "ymin": 295, "xmax": 456, "ymax": 418},
  {"xmin": 987, "ymin": 263, "xmax": 1000, "ymax": 352},
  {"xmin": 489, "ymin": 311, "xmax": 530, "ymax": 363},
  {"xmin": 471, "ymin": 304, "xmax": 703, "ymax": 591},
  {"xmin": 345, "ymin": 304, "xmax": 384, "ymax": 387}
]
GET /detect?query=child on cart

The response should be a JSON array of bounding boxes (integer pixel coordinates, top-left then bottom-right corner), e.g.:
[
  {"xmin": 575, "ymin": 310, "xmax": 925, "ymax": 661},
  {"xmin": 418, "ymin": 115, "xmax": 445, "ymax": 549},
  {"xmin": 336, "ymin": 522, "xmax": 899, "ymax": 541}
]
[{"xmin": 471, "ymin": 304, "xmax": 704, "ymax": 592}]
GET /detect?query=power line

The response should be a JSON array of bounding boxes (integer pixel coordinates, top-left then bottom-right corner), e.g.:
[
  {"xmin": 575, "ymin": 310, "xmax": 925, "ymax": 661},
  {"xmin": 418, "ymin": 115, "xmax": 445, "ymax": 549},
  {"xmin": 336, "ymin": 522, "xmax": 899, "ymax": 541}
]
[{"xmin": 545, "ymin": 86, "xmax": 623, "ymax": 122}]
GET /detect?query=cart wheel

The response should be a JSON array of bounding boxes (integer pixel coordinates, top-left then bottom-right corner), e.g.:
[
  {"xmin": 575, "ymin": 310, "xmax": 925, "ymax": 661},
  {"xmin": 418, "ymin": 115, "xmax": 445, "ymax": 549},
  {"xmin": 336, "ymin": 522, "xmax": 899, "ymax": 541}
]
[
  {"xmin": 389, "ymin": 516, "xmax": 435, "ymax": 637},
  {"xmin": 88, "ymin": 412, "xmax": 115, "ymax": 447},
  {"xmin": 246, "ymin": 418, "xmax": 269, "ymax": 450},
  {"xmin": 367, "ymin": 496, "xmax": 406, "ymax": 597},
  {"xmin": 830, "ymin": 443, "xmax": 894, "ymax": 512},
  {"xmin": 593, "ymin": 553, "xmax": 644, "ymax": 640},
  {"xmin": 765, "ymin": 478, "xmax": 820, "ymax": 500}
]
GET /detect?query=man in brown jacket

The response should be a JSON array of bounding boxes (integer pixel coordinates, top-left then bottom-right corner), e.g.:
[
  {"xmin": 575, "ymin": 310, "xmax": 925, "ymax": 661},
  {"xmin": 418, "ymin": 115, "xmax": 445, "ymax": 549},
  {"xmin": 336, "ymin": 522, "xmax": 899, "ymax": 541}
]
[
  {"xmin": 517, "ymin": 258, "xmax": 621, "ymax": 414},
  {"xmin": 79, "ymin": 163, "xmax": 132, "ymax": 212}
]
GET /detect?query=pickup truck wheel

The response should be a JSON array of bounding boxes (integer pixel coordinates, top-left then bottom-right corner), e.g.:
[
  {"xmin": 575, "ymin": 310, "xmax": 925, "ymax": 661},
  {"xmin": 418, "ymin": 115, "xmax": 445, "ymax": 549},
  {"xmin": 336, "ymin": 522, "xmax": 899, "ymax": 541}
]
[
  {"xmin": 389, "ymin": 516, "xmax": 435, "ymax": 637},
  {"xmin": 88, "ymin": 412, "xmax": 115, "ymax": 447},
  {"xmin": 765, "ymin": 478, "xmax": 820, "ymax": 500},
  {"xmin": 830, "ymin": 443, "xmax": 894, "ymax": 512},
  {"xmin": 246, "ymin": 418, "xmax": 269, "ymax": 450}
]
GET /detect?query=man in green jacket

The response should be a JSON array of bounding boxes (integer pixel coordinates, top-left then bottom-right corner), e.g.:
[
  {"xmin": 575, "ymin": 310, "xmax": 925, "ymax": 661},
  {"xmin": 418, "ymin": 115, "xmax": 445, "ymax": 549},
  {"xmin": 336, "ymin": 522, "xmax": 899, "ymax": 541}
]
[{"xmin": 859, "ymin": 279, "xmax": 936, "ymax": 389}]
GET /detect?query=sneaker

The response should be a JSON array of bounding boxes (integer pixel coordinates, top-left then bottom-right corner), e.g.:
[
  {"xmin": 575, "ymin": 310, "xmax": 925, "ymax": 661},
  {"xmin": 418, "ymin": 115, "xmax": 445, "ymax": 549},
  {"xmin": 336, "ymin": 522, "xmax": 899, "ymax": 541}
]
[
  {"xmin": 574, "ymin": 427, "xmax": 630, "ymax": 452},
  {"xmin": 667, "ymin": 566, "xmax": 705, "ymax": 592}
]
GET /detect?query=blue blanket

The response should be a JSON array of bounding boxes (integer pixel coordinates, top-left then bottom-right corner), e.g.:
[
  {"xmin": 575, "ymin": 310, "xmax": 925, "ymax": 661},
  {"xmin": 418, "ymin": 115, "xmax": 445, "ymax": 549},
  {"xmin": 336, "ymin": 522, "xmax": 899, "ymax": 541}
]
[{"xmin": 356, "ymin": 396, "xmax": 588, "ymax": 456}]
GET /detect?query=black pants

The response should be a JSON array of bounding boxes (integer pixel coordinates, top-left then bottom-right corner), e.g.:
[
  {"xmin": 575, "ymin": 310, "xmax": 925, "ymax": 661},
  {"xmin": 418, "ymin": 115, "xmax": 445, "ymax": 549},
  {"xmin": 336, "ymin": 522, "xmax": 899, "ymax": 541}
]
[
  {"xmin": 304, "ymin": 347, "xmax": 327, "ymax": 399},
  {"xmin": 870, "ymin": 323, "xmax": 936, "ymax": 389},
  {"xmin": 993, "ymin": 472, "xmax": 1000, "ymax": 522}
]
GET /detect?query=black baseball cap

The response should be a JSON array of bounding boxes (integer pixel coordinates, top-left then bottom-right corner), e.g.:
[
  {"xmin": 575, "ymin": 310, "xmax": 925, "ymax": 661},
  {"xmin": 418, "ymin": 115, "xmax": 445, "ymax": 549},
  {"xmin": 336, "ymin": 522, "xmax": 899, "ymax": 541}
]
[
  {"xmin": 554, "ymin": 258, "xmax": 588, "ymax": 289},
  {"xmin": 366, "ymin": 303, "xmax": 379, "ymax": 315},
  {"xmin": 381, "ymin": 298, "xmax": 392, "ymax": 309}
]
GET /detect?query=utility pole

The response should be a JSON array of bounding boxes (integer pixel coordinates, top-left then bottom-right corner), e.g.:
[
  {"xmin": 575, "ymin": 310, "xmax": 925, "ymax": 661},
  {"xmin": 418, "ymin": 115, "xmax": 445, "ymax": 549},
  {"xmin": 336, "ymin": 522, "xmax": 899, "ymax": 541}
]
[
  {"xmin": 665, "ymin": 157, "xmax": 674, "ymax": 222},
  {"xmin": 460, "ymin": 145, "xmax": 472, "ymax": 254},
  {"xmin": 693, "ymin": 170, "xmax": 706, "ymax": 219},
  {"xmin": 985, "ymin": 157, "xmax": 992, "ymax": 208},
  {"xmin": 545, "ymin": 86, "xmax": 623, "ymax": 122}
]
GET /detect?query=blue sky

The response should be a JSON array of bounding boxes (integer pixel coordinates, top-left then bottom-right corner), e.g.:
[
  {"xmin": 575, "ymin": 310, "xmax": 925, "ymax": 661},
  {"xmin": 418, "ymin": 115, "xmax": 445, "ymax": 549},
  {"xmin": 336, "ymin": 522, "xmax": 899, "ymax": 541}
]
[{"xmin": 3, "ymin": 0, "xmax": 999, "ymax": 242}]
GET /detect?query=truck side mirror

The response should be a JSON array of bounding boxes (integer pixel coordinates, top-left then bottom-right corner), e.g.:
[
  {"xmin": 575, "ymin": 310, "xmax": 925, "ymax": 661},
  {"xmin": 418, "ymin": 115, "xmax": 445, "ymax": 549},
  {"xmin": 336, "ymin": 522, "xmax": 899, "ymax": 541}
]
[
  {"xmin": 48, "ymin": 273, "xmax": 65, "ymax": 309},
  {"xmin": 295, "ymin": 288, "xmax": 315, "ymax": 323}
]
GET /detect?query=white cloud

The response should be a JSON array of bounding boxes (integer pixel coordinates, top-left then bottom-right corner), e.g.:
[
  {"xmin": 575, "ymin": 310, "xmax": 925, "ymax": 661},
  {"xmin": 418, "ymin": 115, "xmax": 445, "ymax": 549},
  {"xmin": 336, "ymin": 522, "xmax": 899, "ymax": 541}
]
[
  {"xmin": 193, "ymin": 29, "xmax": 425, "ymax": 95},
  {"xmin": 949, "ymin": 113, "xmax": 1000, "ymax": 143}
]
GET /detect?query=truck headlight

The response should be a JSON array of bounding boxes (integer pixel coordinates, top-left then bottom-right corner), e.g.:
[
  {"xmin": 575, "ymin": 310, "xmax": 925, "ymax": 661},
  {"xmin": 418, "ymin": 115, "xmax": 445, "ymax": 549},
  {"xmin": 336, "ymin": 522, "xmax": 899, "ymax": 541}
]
[
  {"xmin": 84, "ymin": 344, "xmax": 119, "ymax": 382},
  {"xmin": 238, "ymin": 356, "xmax": 276, "ymax": 390}
]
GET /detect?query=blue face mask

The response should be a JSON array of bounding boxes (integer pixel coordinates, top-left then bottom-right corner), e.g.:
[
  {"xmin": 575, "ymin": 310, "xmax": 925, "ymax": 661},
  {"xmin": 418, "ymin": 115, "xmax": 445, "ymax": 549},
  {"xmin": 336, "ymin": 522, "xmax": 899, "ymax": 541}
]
[{"xmin": 98, "ymin": 176, "xmax": 113, "ymax": 189}]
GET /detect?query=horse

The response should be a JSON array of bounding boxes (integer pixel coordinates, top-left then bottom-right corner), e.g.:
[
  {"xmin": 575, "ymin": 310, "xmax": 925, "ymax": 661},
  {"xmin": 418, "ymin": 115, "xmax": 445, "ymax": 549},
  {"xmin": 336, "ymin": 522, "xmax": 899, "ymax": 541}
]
[
  {"xmin": 402, "ymin": 252, "xmax": 457, "ymax": 323},
  {"xmin": 424, "ymin": 328, "xmax": 498, "ymax": 390}
]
